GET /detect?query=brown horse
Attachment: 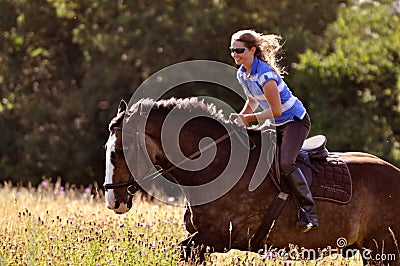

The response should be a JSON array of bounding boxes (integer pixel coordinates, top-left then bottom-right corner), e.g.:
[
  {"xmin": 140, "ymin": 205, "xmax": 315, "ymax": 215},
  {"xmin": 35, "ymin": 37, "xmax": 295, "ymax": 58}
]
[{"xmin": 104, "ymin": 98, "xmax": 400, "ymax": 265}]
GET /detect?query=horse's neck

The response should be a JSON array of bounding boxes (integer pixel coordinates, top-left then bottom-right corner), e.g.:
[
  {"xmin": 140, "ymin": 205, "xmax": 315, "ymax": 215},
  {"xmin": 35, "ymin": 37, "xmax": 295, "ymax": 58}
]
[{"xmin": 146, "ymin": 115, "xmax": 227, "ymax": 183}]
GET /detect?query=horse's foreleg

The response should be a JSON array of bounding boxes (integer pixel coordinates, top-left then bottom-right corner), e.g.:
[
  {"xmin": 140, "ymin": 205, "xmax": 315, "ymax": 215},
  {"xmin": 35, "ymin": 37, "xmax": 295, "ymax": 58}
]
[
  {"xmin": 178, "ymin": 231, "xmax": 220, "ymax": 263},
  {"xmin": 178, "ymin": 232, "xmax": 205, "ymax": 263}
]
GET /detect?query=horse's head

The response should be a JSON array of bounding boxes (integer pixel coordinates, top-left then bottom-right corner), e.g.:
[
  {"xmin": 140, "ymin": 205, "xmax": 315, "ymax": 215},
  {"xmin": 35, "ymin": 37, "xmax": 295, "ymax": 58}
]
[{"xmin": 103, "ymin": 100, "xmax": 139, "ymax": 214}]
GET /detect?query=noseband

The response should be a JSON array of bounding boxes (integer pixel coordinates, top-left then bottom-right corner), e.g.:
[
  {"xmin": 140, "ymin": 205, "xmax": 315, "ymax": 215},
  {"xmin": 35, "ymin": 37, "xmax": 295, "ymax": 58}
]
[
  {"xmin": 103, "ymin": 178, "xmax": 137, "ymax": 192},
  {"xmin": 103, "ymin": 178, "xmax": 137, "ymax": 209}
]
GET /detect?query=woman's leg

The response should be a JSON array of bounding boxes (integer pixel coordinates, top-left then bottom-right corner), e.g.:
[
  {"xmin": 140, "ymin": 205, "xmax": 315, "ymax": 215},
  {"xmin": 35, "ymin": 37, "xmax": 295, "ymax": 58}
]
[
  {"xmin": 277, "ymin": 114, "xmax": 318, "ymax": 232},
  {"xmin": 278, "ymin": 114, "xmax": 310, "ymax": 176}
]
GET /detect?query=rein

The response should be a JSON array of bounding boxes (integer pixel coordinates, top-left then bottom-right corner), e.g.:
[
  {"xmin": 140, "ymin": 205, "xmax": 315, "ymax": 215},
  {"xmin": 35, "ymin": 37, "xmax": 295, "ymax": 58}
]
[{"xmin": 142, "ymin": 128, "xmax": 244, "ymax": 182}]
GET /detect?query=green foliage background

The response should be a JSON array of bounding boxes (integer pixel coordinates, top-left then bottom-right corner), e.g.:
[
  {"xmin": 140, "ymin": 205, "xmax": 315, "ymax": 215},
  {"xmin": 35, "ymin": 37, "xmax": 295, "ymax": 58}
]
[{"xmin": 0, "ymin": 0, "xmax": 399, "ymax": 185}]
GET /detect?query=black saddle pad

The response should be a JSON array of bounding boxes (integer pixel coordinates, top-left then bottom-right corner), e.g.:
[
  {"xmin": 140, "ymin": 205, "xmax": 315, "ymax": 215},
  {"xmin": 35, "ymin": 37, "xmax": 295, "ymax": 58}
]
[{"xmin": 309, "ymin": 154, "xmax": 352, "ymax": 204}]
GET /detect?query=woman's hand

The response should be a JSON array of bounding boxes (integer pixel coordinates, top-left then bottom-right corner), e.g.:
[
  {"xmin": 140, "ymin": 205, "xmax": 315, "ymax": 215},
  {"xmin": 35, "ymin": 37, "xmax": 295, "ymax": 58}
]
[{"xmin": 229, "ymin": 113, "xmax": 248, "ymax": 127}]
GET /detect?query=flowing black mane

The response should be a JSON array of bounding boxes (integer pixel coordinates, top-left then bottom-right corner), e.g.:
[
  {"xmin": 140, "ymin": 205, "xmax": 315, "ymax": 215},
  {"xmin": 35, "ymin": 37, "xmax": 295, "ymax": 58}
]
[
  {"xmin": 109, "ymin": 97, "xmax": 257, "ymax": 137},
  {"xmin": 109, "ymin": 109, "xmax": 125, "ymax": 131},
  {"xmin": 128, "ymin": 97, "xmax": 247, "ymax": 128}
]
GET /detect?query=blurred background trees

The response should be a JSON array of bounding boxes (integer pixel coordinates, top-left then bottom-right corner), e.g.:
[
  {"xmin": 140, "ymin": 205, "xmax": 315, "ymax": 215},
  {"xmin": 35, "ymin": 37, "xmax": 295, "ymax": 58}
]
[
  {"xmin": 0, "ymin": 0, "xmax": 399, "ymax": 185},
  {"xmin": 293, "ymin": 0, "xmax": 400, "ymax": 161}
]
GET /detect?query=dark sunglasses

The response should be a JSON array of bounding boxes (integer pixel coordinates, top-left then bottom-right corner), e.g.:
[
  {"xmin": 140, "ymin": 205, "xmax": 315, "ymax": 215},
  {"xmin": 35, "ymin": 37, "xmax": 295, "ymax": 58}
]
[{"xmin": 229, "ymin": 47, "xmax": 249, "ymax": 54}]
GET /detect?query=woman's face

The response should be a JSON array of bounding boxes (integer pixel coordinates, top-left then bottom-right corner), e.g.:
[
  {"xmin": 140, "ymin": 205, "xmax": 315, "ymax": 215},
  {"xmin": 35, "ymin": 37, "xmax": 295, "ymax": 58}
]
[{"xmin": 230, "ymin": 40, "xmax": 254, "ymax": 67}]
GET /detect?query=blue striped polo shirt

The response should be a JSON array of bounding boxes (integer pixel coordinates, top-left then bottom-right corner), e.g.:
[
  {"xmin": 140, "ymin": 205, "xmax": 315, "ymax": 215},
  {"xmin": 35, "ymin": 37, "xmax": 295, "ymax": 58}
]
[{"xmin": 237, "ymin": 57, "xmax": 306, "ymax": 126}]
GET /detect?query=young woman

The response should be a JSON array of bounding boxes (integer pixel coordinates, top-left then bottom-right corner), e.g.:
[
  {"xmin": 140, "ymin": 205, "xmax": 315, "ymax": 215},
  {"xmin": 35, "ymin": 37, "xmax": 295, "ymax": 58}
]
[{"xmin": 230, "ymin": 29, "xmax": 318, "ymax": 232}]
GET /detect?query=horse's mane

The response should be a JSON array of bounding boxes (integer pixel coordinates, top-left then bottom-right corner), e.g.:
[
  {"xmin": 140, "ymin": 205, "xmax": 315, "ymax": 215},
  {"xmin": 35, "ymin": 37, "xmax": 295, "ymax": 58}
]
[
  {"xmin": 129, "ymin": 97, "xmax": 237, "ymax": 126},
  {"xmin": 109, "ymin": 108, "xmax": 125, "ymax": 131},
  {"xmin": 109, "ymin": 97, "xmax": 261, "ymax": 133}
]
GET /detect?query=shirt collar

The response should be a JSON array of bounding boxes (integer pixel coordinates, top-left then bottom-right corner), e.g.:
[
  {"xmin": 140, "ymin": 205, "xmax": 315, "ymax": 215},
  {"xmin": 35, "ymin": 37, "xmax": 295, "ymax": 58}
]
[{"xmin": 239, "ymin": 57, "xmax": 260, "ymax": 76}]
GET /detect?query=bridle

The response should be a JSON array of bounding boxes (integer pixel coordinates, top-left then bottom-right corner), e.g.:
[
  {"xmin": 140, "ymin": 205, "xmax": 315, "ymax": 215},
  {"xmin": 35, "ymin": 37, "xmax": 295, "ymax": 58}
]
[
  {"xmin": 103, "ymin": 175, "xmax": 138, "ymax": 192},
  {"xmin": 103, "ymin": 107, "xmax": 256, "ymax": 207},
  {"xmin": 103, "ymin": 125, "xmax": 141, "ymax": 209}
]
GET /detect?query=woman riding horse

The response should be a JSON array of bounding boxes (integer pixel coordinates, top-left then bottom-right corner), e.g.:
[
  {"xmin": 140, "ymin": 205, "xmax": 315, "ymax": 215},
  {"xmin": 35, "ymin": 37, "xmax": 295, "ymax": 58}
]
[{"xmin": 229, "ymin": 29, "xmax": 318, "ymax": 232}]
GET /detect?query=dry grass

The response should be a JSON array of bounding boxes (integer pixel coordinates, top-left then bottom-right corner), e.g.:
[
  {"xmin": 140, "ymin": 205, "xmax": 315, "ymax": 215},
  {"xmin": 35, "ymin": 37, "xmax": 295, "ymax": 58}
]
[{"xmin": 0, "ymin": 180, "xmax": 363, "ymax": 265}]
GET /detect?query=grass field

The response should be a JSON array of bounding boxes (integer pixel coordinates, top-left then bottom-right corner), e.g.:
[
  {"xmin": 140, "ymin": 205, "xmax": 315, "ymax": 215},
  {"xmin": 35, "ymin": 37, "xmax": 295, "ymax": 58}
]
[{"xmin": 0, "ymin": 180, "xmax": 363, "ymax": 265}]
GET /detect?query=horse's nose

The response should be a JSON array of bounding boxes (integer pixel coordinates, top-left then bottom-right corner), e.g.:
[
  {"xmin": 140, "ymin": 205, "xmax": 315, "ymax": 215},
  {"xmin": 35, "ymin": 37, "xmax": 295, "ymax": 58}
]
[
  {"xmin": 105, "ymin": 191, "xmax": 119, "ymax": 210},
  {"xmin": 105, "ymin": 192, "xmax": 130, "ymax": 213},
  {"xmin": 106, "ymin": 198, "xmax": 120, "ymax": 210},
  {"xmin": 114, "ymin": 201, "xmax": 130, "ymax": 214}
]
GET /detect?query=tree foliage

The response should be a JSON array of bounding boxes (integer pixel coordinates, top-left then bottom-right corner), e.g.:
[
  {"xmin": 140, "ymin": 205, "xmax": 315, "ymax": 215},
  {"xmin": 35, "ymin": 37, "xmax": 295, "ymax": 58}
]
[
  {"xmin": 3, "ymin": 0, "xmax": 398, "ymax": 186},
  {"xmin": 293, "ymin": 0, "xmax": 400, "ymax": 164}
]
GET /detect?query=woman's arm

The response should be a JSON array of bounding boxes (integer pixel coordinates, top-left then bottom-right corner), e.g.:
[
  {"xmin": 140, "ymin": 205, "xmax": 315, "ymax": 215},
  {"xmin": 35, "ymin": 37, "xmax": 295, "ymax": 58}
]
[
  {"xmin": 239, "ymin": 95, "xmax": 259, "ymax": 115},
  {"xmin": 239, "ymin": 80, "xmax": 282, "ymax": 125}
]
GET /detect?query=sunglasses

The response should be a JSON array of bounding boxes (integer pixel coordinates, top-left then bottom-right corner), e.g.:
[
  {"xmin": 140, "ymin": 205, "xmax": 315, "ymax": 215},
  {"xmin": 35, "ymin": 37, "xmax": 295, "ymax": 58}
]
[{"xmin": 229, "ymin": 47, "xmax": 249, "ymax": 54}]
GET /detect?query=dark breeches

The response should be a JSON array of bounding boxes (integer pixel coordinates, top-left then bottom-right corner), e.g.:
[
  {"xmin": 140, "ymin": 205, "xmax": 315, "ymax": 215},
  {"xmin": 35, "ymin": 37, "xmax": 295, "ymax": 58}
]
[{"xmin": 276, "ymin": 113, "xmax": 311, "ymax": 176}]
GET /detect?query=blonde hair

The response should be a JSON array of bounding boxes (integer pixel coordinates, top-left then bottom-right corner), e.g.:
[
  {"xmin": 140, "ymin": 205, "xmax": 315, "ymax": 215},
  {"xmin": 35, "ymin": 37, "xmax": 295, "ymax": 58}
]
[{"xmin": 231, "ymin": 29, "xmax": 286, "ymax": 75}]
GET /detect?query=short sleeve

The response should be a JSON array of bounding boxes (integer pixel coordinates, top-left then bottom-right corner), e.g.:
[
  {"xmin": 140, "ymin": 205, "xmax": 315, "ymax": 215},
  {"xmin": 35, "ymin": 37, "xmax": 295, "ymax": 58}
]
[{"xmin": 258, "ymin": 70, "xmax": 280, "ymax": 87}]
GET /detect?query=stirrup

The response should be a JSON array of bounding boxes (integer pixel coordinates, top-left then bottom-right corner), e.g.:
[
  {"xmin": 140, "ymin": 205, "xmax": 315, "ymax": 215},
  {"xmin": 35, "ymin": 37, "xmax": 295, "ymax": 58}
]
[
  {"xmin": 296, "ymin": 209, "xmax": 318, "ymax": 233},
  {"xmin": 296, "ymin": 218, "xmax": 319, "ymax": 232},
  {"xmin": 296, "ymin": 221, "xmax": 317, "ymax": 233}
]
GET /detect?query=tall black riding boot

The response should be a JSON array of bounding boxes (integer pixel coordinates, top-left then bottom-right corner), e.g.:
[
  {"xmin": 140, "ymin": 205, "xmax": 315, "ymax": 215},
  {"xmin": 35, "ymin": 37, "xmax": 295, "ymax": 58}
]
[{"xmin": 286, "ymin": 168, "xmax": 319, "ymax": 232}]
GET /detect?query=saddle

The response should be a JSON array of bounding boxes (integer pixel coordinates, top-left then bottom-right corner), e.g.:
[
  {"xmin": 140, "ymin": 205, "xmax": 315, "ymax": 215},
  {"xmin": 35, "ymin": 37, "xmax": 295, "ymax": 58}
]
[{"xmin": 277, "ymin": 135, "xmax": 352, "ymax": 204}]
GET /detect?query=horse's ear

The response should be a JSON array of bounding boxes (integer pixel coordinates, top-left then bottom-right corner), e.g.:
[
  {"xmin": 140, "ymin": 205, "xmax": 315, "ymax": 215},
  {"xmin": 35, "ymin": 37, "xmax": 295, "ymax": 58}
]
[{"xmin": 118, "ymin": 100, "xmax": 127, "ymax": 114}]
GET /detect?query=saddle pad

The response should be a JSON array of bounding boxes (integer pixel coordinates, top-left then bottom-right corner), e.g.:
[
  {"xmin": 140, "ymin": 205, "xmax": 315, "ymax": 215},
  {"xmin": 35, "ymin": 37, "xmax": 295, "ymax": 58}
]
[{"xmin": 310, "ymin": 155, "xmax": 352, "ymax": 204}]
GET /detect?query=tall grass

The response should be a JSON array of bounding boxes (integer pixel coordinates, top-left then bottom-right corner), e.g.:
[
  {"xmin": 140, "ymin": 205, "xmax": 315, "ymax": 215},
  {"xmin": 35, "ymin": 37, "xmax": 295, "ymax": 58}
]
[{"xmin": 0, "ymin": 180, "xmax": 362, "ymax": 265}]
